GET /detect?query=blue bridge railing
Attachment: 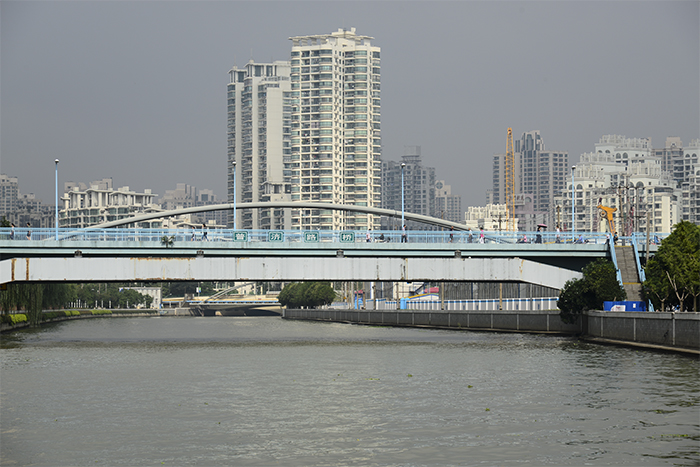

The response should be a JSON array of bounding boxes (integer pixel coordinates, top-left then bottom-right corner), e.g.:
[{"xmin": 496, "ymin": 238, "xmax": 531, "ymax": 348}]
[{"xmin": 0, "ymin": 227, "xmax": 669, "ymax": 246}]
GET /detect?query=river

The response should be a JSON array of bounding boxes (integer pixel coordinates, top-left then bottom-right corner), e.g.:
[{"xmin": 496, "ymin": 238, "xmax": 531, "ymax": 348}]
[{"xmin": 1, "ymin": 316, "xmax": 698, "ymax": 466}]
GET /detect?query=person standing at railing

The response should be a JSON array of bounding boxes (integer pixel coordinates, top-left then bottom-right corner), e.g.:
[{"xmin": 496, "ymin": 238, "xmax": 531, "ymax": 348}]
[
  {"xmin": 535, "ymin": 226, "xmax": 543, "ymax": 244},
  {"xmin": 555, "ymin": 227, "xmax": 561, "ymax": 244},
  {"xmin": 401, "ymin": 224, "xmax": 407, "ymax": 243},
  {"xmin": 10, "ymin": 223, "xmax": 15, "ymax": 240},
  {"xmin": 479, "ymin": 227, "xmax": 485, "ymax": 244},
  {"xmin": 366, "ymin": 228, "xmax": 371, "ymax": 243},
  {"xmin": 449, "ymin": 226, "xmax": 454, "ymax": 243},
  {"xmin": 26, "ymin": 222, "xmax": 31, "ymax": 240},
  {"xmin": 202, "ymin": 224, "xmax": 208, "ymax": 241},
  {"xmin": 468, "ymin": 229, "xmax": 473, "ymax": 243}
]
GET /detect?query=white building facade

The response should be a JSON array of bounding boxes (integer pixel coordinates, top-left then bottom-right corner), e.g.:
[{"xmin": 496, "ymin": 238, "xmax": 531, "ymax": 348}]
[
  {"xmin": 227, "ymin": 60, "xmax": 293, "ymax": 230},
  {"xmin": 60, "ymin": 178, "xmax": 160, "ymax": 228},
  {"xmin": 556, "ymin": 136, "xmax": 681, "ymax": 234},
  {"xmin": 289, "ymin": 28, "xmax": 381, "ymax": 230}
]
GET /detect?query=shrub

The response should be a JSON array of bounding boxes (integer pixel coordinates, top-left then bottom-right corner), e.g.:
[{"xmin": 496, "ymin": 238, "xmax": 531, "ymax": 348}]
[
  {"xmin": 8, "ymin": 314, "xmax": 28, "ymax": 325},
  {"xmin": 91, "ymin": 309, "xmax": 112, "ymax": 315}
]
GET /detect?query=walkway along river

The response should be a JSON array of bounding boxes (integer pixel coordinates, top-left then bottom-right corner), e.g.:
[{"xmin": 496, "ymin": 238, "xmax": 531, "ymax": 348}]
[{"xmin": 1, "ymin": 316, "xmax": 698, "ymax": 466}]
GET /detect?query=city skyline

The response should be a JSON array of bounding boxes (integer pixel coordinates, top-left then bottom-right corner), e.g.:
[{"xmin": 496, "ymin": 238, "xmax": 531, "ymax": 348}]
[{"xmin": 2, "ymin": 2, "xmax": 698, "ymax": 208}]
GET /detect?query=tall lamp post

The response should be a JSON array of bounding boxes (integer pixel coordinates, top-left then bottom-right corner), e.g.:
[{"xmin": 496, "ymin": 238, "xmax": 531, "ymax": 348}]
[
  {"xmin": 232, "ymin": 161, "xmax": 237, "ymax": 230},
  {"xmin": 55, "ymin": 159, "xmax": 59, "ymax": 241},
  {"xmin": 571, "ymin": 165, "xmax": 575, "ymax": 242},
  {"xmin": 400, "ymin": 162, "xmax": 406, "ymax": 229}
]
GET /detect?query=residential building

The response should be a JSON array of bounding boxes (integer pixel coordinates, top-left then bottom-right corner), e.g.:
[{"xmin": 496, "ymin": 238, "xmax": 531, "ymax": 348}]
[
  {"xmin": 60, "ymin": 178, "xmax": 160, "ymax": 228},
  {"xmin": 556, "ymin": 135, "xmax": 681, "ymax": 234},
  {"xmin": 516, "ymin": 131, "xmax": 569, "ymax": 228},
  {"xmin": 160, "ymin": 183, "xmax": 227, "ymax": 226},
  {"xmin": 289, "ymin": 28, "xmax": 381, "ymax": 230},
  {"xmin": 464, "ymin": 203, "xmax": 509, "ymax": 231},
  {"xmin": 380, "ymin": 146, "xmax": 435, "ymax": 230},
  {"xmin": 488, "ymin": 131, "xmax": 568, "ymax": 230},
  {"xmin": 0, "ymin": 174, "xmax": 19, "ymax": 217},
  {"xmin": 1, "ymin": 174, "xmax": 55, "ymax": 228},
  {"xmin": 227, "ymin": 60, "xmax": 293, "ymax": 230},
  {"xmin": 681, "ymin": 139, "xmax": 700, "ymax": 224},
  {"xmin": 434, "ymin": 180, "xmax": 462, "ymax": 224},
  {"xmin": 655, "ymin": 137, "xmax": 685, "ymax": 185}
]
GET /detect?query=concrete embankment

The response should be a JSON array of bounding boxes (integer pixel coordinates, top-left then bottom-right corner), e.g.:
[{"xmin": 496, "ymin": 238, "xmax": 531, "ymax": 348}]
[{"xmin": 283, "ymin": 308, "xmax": 699, "ymax": 354}]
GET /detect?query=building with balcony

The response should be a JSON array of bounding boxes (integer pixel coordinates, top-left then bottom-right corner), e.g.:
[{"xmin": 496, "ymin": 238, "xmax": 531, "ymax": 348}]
[
  {"xmin": 227, "ymin": 60, "xmax": 293, "ymax": 230},
  {"xmin": 555, "ymin": 135, "xmax": 681, "ymax": 234},
  {"xmin": 487, "ymin": 130, "xmax": 568, "ymax": 230},
  {"xmin": 60, "ymin": 178, "xmax": 160, "ymax": 228},
  {"xmin": 288, "ymin": 28, "xmax": 381, "ymax": 230}
]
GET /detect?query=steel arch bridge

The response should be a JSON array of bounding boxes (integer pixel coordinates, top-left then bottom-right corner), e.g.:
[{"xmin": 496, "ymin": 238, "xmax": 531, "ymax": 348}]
[{"xmin": 87, "ymin": 202, "xmax": 470, "ymax": 230}]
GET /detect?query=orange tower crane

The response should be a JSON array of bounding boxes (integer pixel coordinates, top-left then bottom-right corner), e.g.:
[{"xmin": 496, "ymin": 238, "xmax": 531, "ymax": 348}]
[{"xmin": 505, "ymin": 128, "xmax": 515, "ymax": 231}]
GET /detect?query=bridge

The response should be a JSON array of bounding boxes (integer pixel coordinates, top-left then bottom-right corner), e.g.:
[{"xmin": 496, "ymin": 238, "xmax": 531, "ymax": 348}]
[{"xmin": 0, "ymin": 226, "xmax": 642, "ymax": 291}]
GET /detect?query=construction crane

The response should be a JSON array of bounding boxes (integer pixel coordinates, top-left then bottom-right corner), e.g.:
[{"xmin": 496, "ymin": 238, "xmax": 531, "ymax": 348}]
[
  {"xmin": 505, "ymin": 128, "xmax": 515, "ymax": 231},
  {"xmin": 597, "ymin": 203, "xmax": 617, "ymax": 235}
]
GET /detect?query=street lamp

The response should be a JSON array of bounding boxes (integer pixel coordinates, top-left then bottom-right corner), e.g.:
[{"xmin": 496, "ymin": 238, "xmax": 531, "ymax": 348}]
[
  {"xmin": 400, "ymin": 162, "xmax": 406, "ymax": 229},
  {"xmin": 571, "ymin": 165, "xmax": 575, "ymax": 242},
  {"xmin": 232, "ymin": 161, "xmax": 237, "ymax": 230},
  {"xmin": 55, "ymin": 159, "xmax": 59, "ymax": 241}
]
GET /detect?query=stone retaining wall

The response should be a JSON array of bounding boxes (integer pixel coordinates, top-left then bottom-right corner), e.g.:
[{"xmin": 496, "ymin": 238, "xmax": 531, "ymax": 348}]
[
  {"xmin": 284, "ymin": 308, "xmax": 699, "ymax": 353},
  {"xmin": 283, "ymin": 308, "xmax": 581, "ymax": 334}
]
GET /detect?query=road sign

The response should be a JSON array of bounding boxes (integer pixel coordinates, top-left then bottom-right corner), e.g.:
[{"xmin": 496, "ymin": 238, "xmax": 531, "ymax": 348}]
[
  {"xmin": 339, "ymin": 232, "xmax": 355, "ymax": 243},
  {"xmin": 233, "ymin": 231, "xmax": 248, "ymax": 242},
  {"xmin": 268, "ymin": 231, "xmax": 284, "ymax": 242},
  {"xmin": 303, "ymin": 231, "xmax": 320, "ymax": 243}
]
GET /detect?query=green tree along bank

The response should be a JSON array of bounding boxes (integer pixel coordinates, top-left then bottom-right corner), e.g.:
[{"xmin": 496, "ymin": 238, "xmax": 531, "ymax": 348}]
[
  {"xmin": 643, "ymin": 221, "xmax": 700, "ymax": 312},
  {"xmin": 278, "ymin": 282, "xmax": 336, "ymax": 309},
  {"xmin": 558, "ymin": 259, "xmax": 626, "ymax": 324},
  {"xmin": 1, "ymin": 283, "xmax": 154, "ymax": 326}
]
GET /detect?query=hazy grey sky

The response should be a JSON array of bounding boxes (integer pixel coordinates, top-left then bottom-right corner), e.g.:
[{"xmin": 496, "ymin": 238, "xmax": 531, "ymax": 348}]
[{"xmin": 2, "ymin": 1, "xmax": 698, "ymax": 208}]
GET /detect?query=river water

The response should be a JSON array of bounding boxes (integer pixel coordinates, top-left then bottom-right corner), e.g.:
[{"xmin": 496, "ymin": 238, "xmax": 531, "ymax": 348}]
[{"xmin": 1, "ymin": 316, "xmax": 698, "ymax": 466}]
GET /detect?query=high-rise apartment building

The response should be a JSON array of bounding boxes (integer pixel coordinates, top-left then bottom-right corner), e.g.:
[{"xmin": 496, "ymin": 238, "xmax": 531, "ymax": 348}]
[
  {"xmin": 381, "ymin": 146, "xmax": 435, "ymax": 230},
  {"xmin": 488, "ymin": 130, "xmax": 568, "ymax": 229},
  {"xmin": 227, "ymin": 60, "xmax": 293, "ymax": 230},
  {"xmin": 516, "ymin": 131, "xmax": 568, "ymax": 225},
  {"xmin": 434, "ymin": 180, "xmax": 462, "ymax": 223},
  {"xmin": 0, "ymin": 174, "xmax": 19, "ymax": 218},
  {"xmin": 288, "ymin": 28, "xmax": 381, "ymax": 230},
  {"xmin": 681, "ymin": 139, "xmax": 699, "ymax": 224}
]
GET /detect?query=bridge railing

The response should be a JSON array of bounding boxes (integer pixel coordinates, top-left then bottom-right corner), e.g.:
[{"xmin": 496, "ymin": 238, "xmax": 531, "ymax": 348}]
[
  {"xmin": 331, "ymin": 297, "xmax": 559, "ymax": 311},
  {"xmin": 0, "ymin": 227, "xmax": 669, "ymax": 246}
]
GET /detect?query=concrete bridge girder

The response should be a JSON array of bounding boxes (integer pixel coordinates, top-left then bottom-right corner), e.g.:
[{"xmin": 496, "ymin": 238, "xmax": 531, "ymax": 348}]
[{"xmin": 2, "ymin": 256, "xmax": 581, "ymax": 290}]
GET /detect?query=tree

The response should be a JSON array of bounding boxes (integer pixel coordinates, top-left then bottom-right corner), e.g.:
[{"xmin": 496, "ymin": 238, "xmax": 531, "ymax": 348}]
[
  {"xmin": 643, "ymin": 221, "xmax": 700, "ymax": 311},
  {"xmin": 278, "ymin": 282, "xmax": 336, "ymax": 309},
  {"xmin": 558, "ymin": 258, "xmax": 626, "ymax": 324}
]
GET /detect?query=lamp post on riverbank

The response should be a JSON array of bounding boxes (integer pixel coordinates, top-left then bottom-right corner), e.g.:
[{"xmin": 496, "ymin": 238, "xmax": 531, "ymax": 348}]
[
  {"xmin": 232, "ymin": 161, "xmax": 237, "ymax": 230},
  {"xmin": 571, "ymin": 165, "xmax": 575, "ymax": 242},
  {"xmin": 55, "ymin": 159, "xmax": 59, "ymax": 240},
  {"xmin": 401, "ymin": 162, "xmax": 406, "ymax": 229}
]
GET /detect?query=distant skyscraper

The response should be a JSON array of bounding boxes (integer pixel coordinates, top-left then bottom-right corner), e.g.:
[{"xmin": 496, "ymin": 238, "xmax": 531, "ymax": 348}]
[
  {"xmin": 488, "ymin": 130, "xmax": 568, "ymax": 229},
  {"xmin": 434, "ymin": 180, "xmax": 462, "ymax": 223},
  {"xmin": 0, "ymin": 174, "xmax": 19, "ymax": 218},
  {"xmin": 227, "ymin": 60, "xmax": 293, "ymax": 230},
  {"xmin": 289, "ymin": 28, "xmax": 381, "ymax": 230},
  {"xmin": 381, "ymin": 146, "xmax": 435, "ymax": 230}
]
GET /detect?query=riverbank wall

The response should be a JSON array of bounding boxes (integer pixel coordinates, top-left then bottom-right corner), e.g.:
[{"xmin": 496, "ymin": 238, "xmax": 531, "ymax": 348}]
[{"xmin": 283, "ymin": 308, "xmax": 700, "ymax": 354}]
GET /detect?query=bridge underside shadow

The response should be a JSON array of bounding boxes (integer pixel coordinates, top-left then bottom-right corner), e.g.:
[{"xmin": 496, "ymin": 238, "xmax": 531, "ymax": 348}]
[{"xmin": 2, "ymin": 256, "xmax": 582, "ymax": 290}]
